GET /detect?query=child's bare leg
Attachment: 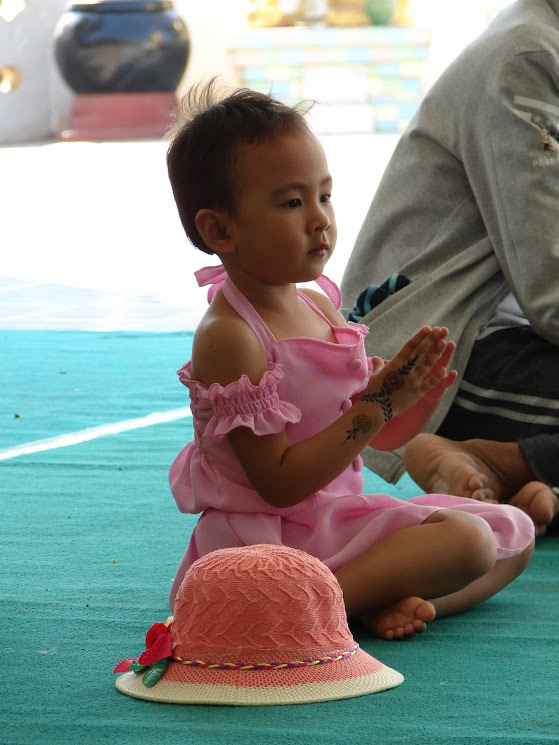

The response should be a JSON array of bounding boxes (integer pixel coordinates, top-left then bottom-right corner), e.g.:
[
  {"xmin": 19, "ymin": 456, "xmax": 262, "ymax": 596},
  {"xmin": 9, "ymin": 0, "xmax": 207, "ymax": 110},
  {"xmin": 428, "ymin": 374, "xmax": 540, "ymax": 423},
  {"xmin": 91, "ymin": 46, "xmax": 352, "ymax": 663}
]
[
  {"xmin": 431, "ymin": 537, "xmax": 534, "ymax": 617},
  {"xmin": 335, "ymin": 510, "xmax": 498, "ymax": 640}
]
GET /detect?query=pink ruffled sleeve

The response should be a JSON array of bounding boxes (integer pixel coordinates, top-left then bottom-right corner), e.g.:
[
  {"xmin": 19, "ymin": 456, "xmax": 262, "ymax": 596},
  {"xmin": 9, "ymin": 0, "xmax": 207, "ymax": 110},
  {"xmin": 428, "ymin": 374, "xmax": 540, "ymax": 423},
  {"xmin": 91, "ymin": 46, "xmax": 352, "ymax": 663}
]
[{"xmin": 179, "ymin": 363, "xmax": 301, "ymax": 440}]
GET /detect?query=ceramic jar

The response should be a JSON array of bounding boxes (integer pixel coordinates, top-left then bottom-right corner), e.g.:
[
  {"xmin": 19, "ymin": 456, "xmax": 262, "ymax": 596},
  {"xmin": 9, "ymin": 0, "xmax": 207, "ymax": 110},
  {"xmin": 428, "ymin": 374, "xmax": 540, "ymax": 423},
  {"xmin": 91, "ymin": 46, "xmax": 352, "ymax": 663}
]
[{"xmin": 54, "ymin": 0, "xmax": 190, "ymax": 93}]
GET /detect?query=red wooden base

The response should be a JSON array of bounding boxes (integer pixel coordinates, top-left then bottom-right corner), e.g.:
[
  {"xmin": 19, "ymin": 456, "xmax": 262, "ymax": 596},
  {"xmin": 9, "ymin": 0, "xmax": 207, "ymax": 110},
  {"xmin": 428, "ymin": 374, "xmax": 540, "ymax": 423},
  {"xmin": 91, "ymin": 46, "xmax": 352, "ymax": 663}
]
[{"xmin": 60, "ymin": 92, "xmax": 177, "ymax": 142}]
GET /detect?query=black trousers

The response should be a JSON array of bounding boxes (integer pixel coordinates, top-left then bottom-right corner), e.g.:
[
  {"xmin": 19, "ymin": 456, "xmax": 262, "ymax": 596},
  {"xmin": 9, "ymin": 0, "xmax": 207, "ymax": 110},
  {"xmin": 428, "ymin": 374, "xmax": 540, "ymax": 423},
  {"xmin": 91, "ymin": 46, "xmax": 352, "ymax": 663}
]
[{"xmin": 437, "ymin": 326, "xmax": 559, "ymax": 488}]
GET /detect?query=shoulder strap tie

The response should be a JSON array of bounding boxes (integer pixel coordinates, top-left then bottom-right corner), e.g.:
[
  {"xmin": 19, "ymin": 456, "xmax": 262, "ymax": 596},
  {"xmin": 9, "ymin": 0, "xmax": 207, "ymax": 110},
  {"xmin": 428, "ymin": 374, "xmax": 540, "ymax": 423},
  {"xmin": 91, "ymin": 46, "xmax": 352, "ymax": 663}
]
[{"xmin": 194, "ymin": 264, "xmax": 228, "ymax": 303}]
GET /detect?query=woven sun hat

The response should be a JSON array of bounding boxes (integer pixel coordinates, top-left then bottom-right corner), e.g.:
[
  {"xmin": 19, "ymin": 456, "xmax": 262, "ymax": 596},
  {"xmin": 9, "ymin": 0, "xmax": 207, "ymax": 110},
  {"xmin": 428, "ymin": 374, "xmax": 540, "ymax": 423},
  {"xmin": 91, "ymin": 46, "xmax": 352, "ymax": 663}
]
[{"xmin": 113, "ymin": 544, "xmax": 403, "ymax": 706}]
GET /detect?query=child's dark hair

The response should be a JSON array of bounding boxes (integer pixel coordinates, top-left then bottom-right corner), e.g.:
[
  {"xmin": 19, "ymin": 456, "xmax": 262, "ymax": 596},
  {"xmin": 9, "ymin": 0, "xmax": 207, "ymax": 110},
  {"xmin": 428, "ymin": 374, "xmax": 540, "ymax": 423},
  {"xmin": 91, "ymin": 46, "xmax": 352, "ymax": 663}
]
[{"xmin": 166, "ymin": 79, "xmax": 312, "ymax": 254}]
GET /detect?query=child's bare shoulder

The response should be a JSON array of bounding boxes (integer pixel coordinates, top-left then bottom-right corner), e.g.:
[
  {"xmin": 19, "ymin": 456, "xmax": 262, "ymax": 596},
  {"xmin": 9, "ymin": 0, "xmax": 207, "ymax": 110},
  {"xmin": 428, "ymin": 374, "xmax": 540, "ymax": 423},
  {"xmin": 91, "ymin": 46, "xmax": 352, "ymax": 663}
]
[
  {"xmin": 192, "ymin": 295, "xmax": 268, "ymax": 387},
  {"xmin": 300, "ymin": 287, "xmax": 348, "ymax": 327}
]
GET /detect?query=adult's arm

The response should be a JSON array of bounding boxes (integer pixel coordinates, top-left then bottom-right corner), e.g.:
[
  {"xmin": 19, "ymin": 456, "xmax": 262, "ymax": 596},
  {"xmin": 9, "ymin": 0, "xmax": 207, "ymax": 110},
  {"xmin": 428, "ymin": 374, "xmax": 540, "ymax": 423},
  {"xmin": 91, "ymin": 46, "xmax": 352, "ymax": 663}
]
[{"xmin": 468, "ymin": 48, "xmax": 559, "ymax": 344}]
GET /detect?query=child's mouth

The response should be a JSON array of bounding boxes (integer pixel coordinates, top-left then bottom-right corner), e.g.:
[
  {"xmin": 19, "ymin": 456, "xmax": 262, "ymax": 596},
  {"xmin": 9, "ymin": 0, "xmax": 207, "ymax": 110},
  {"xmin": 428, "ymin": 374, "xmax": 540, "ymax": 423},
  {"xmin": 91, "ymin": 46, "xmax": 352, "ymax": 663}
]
[{"xmin": 310, "ymin": 243, "xmax": 328, "ymax": 257}]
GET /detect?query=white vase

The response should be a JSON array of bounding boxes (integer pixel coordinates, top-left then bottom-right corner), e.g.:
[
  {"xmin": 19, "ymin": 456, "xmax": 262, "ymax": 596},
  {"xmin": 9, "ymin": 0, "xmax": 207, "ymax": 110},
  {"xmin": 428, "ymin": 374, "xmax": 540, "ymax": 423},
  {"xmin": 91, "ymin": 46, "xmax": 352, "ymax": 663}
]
[{"xmin": 303, "ymin": 0, "xmax": 327, "ymax": 23}]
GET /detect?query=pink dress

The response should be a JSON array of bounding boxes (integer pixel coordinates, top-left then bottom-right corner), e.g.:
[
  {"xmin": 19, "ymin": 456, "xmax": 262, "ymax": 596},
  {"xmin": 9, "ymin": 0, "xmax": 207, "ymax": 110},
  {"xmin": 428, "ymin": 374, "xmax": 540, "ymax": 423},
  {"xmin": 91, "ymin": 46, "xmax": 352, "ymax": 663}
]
[{"xmin": 168, "ymin": 266, "xmax": 533, "ymax": 609}]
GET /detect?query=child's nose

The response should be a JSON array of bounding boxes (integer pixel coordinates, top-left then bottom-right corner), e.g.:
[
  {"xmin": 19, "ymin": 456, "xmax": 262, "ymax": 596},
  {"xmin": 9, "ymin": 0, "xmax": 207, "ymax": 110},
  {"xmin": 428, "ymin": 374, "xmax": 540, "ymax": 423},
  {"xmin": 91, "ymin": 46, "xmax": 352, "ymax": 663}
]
[{"xmin": 310, "ymin": 203, "xmax": 331, "ymax": 232}]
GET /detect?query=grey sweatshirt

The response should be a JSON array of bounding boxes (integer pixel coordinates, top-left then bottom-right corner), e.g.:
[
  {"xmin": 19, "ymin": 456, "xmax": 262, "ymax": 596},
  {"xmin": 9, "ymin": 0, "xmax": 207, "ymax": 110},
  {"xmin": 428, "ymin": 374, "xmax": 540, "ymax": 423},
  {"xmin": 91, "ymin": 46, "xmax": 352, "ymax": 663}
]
[{"xmin": 340, "ymin": 0, "xmax": 559, "ymax": 483}]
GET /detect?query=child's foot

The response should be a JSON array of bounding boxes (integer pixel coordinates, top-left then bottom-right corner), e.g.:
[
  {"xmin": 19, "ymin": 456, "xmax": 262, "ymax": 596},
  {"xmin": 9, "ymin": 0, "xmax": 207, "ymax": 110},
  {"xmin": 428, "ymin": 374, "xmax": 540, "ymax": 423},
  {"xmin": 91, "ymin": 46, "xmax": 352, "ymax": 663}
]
[
  {"xmin": 359, "ymin": 597, "xmax": 436, "ymax": 640},
  {"xmin": 509, "ymin": 481, "xmax": 559, "ymax": 537}
]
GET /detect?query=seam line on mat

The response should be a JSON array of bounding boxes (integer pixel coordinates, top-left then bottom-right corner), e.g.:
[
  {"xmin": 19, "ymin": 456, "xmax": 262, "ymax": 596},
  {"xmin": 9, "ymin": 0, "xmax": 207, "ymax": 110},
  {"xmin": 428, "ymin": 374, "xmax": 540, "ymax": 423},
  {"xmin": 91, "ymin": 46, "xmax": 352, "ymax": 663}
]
[{"xmin": 0, "ymin": 407, "xmax": 192, "ymax": 461}]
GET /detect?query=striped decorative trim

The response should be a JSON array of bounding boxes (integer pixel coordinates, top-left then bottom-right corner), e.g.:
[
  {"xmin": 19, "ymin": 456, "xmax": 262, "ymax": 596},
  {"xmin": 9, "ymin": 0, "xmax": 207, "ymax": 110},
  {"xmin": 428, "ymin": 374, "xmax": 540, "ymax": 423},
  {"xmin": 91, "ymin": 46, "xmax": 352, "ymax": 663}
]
[{"xmin": 172, "ymin": 643, "xmax": 359, "ymax": 671}]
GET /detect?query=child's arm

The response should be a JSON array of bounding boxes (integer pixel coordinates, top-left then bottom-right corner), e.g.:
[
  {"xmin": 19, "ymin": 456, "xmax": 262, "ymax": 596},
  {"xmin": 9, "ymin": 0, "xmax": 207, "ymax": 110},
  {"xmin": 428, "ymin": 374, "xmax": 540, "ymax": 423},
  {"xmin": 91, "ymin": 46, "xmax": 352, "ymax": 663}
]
[
  {"xmin": 196, "ymin": 313, "xmax": 452, "ymax": 509},
  {"xmin": 368, "ymin": 341, "xmax": 457, "ymax": 451}
]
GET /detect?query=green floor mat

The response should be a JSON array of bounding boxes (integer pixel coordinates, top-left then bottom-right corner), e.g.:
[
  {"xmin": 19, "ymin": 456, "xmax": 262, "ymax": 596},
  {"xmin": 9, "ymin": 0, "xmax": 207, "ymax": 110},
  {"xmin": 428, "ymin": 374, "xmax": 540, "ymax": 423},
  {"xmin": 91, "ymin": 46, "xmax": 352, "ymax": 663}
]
[{"xmin": 1, "ymin": 332, "xmax": 557, "ymax": 744}]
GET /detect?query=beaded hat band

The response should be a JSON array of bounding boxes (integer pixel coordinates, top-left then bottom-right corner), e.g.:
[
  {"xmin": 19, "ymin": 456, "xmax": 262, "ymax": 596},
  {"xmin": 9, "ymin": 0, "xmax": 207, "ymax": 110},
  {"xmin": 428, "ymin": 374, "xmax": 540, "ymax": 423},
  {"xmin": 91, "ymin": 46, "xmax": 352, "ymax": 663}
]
[{"xmin": 172, "ymin": 643, "xmax": 359, "ymax": 671}]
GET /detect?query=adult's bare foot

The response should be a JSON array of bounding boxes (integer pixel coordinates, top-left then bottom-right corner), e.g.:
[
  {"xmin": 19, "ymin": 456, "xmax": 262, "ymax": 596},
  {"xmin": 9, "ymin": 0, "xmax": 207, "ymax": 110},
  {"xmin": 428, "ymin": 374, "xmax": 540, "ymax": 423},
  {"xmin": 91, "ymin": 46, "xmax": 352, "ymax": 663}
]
[
  {"xmin": 404, "ymin": 434, "xmax": 532, "ymax": 502},
  {"xmin": 359, "ymin": 597, "xmax": 436, "ymax": 640},
  {"xmin": 405, "ymin": 433, "xmax": 558, "ymax": 534},
  {"xmin": 509, "ymin": 481, "xmax": 559, "ymax": 537}
]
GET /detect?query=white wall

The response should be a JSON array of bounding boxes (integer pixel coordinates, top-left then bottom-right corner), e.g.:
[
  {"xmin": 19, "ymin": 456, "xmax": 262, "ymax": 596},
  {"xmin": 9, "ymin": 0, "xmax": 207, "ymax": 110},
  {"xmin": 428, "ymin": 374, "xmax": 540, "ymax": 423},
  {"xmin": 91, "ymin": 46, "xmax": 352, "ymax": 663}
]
[
  {"xmin": 0, "ymin": 0, "xmax": 67, "ymax": 144},
  {"xmin": 174, "ymin": 0, "xmax": 249, "ymax": 93}
]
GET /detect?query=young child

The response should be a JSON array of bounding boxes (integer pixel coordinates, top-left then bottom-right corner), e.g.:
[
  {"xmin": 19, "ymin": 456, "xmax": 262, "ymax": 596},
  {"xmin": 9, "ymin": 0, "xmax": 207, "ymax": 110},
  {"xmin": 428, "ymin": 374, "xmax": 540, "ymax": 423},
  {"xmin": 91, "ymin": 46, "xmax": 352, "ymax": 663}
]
[{"xmin": 166, "ymin": 81, "xmax": 534, "ymax": 640}]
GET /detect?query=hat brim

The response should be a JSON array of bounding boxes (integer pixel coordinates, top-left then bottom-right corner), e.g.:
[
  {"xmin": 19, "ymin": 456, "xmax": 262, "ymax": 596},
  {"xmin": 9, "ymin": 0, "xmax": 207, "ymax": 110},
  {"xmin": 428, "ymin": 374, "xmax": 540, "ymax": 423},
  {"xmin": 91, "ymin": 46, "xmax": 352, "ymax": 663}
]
[{"xmin": 115, "ymin": 648, "xmax": 403, "ymax": 706}]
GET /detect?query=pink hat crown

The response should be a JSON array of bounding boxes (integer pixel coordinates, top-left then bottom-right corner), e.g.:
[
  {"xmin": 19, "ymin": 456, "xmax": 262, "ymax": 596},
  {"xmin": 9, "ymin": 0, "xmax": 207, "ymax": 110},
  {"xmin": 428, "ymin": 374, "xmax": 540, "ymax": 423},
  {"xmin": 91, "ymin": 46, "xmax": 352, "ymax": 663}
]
[{"xmin": 173, "ymin": 544, "xmax": 352, "ymax": 661}]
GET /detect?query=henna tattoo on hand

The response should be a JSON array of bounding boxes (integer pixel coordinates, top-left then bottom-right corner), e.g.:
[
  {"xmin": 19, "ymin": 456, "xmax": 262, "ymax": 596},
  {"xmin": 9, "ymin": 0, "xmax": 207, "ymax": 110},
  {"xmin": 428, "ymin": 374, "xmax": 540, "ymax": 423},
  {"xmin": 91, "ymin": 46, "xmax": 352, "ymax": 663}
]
[
  {"xmin": 344, "ymin": 414, "xmax": 372, "ymax": 443},
  {"xmin": 361, "ymin": 354, "xmax": 418, "ymax": 422}
]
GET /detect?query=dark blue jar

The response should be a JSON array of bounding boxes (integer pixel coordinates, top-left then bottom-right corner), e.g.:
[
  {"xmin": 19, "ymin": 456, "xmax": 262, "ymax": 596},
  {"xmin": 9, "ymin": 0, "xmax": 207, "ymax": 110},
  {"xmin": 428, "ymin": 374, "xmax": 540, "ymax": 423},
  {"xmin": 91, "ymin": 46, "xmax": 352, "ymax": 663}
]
[{"xmin": 54, "ymin": 0, "xmax": 191, "ymax": 94}]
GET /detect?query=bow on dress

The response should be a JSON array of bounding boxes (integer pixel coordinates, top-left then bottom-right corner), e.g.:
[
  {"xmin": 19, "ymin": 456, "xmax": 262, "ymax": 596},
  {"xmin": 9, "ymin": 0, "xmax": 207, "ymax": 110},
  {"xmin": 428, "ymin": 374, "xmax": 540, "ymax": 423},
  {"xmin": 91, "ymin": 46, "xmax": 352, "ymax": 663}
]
[
  {"xmin": 194, "ymin": 264, "xmax": 228, "ymax": 303},
  {"xmin": 194, "ymin": 263, "xmax": 342, "ymax": 309}
]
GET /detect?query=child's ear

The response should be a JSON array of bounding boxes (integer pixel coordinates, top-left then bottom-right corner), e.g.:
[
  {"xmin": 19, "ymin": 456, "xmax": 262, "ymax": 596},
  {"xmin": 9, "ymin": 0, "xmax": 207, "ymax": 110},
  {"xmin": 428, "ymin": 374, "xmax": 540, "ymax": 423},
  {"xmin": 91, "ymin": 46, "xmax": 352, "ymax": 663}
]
[{"xmin": 195, "ymin": 209, "xmax": 236, "ymax": 254}]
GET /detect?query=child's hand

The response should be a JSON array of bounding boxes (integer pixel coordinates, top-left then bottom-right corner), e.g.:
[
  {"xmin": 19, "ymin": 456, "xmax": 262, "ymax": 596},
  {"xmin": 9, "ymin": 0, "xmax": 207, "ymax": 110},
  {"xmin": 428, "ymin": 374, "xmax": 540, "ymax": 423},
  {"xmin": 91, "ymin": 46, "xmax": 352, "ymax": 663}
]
[
  {"xmin": 420, "ymin": 338, "xmax": 457, "ymax": 402},
  {"xmin": 362, "ymin": 327, "xmax": 454, "ymax": 422}
]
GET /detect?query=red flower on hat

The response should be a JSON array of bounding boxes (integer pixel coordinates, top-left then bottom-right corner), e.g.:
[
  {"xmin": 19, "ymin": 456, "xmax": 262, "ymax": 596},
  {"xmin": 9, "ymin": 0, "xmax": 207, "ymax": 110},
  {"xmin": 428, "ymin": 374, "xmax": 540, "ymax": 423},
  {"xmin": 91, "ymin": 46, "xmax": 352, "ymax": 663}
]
[
  {"xmin": 140, "ymin": 623, "xmax": 174, "ymax": 665},
  {"xmin": 113, "ymin": 621, "xmax": 174, "ymax": 676}
]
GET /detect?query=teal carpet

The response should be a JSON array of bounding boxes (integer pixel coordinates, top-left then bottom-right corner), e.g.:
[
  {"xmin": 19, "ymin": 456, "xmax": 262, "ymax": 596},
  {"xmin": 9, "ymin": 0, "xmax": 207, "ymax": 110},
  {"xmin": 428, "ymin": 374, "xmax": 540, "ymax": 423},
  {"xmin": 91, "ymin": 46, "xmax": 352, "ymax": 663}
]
[{"xmin": 1, "ymin": 331, "xmax": 557, "ymax": 745}]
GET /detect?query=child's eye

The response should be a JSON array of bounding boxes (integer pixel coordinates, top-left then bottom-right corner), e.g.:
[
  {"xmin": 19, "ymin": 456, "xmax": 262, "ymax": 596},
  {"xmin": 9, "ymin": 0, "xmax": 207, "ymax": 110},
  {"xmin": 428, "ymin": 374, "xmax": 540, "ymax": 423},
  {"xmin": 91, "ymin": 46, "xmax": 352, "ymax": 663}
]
[
  {"xmin": 284, "ymin": 198, "xmax": 302, "ymax": 209},
  {"xmin": 321, "ymin": 193, "xmax": 332, "ymax": 204}
]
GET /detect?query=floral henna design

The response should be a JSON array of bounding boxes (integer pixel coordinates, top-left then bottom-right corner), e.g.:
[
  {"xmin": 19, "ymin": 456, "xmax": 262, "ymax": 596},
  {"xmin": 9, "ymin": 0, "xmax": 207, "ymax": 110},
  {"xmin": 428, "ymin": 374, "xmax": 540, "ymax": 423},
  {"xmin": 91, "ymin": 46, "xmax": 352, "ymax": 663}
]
[
  {"xmin": 361, "ymin": 354, "xmax": 419, "ymax": 422},
  {"xmin": 362, "ymin": 390, "xmax": 394, "ymax": 422},
  {"xmin": 344, "ymin": 414, "xmax": 372, "ymax": 443},
  {"xmin": 383, "ymin": 370, "xmax": 405, "ymax": 391}
]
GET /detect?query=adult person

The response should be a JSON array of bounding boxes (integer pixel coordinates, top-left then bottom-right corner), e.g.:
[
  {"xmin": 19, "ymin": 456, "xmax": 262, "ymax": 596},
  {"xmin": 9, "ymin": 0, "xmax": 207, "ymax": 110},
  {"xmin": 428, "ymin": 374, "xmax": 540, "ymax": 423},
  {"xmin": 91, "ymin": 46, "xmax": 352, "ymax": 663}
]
[{"xmin": 340, "ymin": 0, "xmax": 559, "ymax": 535}]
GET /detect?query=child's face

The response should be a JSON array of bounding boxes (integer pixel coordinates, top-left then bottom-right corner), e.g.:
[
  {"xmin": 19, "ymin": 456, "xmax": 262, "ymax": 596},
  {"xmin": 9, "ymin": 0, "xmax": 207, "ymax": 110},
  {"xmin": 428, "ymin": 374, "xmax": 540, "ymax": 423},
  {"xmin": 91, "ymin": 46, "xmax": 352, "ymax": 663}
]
[{"xmin": 226, "ymin": 129, "xmax": 337, "ymax": 285}]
